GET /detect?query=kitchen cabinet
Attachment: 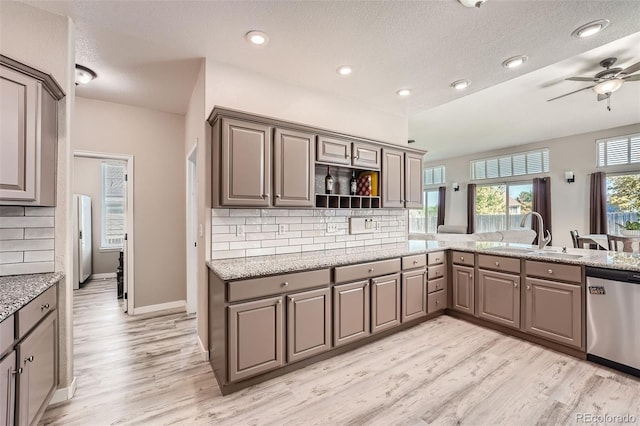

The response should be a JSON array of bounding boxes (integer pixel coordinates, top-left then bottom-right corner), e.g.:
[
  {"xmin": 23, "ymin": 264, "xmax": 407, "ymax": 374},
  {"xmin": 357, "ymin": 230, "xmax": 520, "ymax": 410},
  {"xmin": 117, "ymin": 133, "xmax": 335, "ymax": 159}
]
[
  {"xmin": 452, "ymin": 265, "xmax": 474, "ymax": 315},
  {"xmin": 1, "ymin": 351, "xmax": 16, "ymax": 426},
  {"xmin": 273, "ymin": 128, "xmax": 315, "ymax": 207},
  {"xmin": 477, "ymin": 269, "xmax": 520, "ymax": 329},
  {"xmin": 427, "ymin": 251, "xmax": 447, "ymax": 313},
  {"xmin": 333, "ymin": 280, "xmax": 370, "ymax": 347},
  {"xmin": 227, "ymin": 296, "xmax": 283, "ymax": 382},
  {"xmin": 352, "ymin": 142, "xmax": 381, "ymax": 169},
  {"xmin": 371, "ymin": 273, "xmax": 401, "ymax": 333},
  {"xmin": 316, "ymin": 136, "xmax": 351, "ymax": 165},
  {"xmin": 404, "ymin": 153, "xmax": 424, "ymax": 209},
  {"xmin": 401, "ymin": 269, "xmax": 427, "ymax": 322},
  {"xmin": 381, "ymin": 148, "xmax": 405, "ymax": 208},
  {"xmin": 1, "ymin": 56, "xmax": 64, "ymax": 206},
  {"xmin": 286, "ymin": 288, "xmax": 331, "ymax": 363}
]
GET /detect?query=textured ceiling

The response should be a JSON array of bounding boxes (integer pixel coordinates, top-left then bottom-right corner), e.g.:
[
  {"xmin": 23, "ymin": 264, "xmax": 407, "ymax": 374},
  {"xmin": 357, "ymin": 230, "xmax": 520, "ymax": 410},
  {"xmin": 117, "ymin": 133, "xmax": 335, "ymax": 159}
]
[{"xmin": 21, "ymin": 0, "xmax": 640, "ymax": 156}]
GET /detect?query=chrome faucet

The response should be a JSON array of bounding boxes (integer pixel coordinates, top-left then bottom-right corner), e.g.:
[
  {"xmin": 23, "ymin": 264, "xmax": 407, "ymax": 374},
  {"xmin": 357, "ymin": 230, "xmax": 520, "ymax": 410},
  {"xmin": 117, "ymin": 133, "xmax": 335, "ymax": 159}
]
[{"xmin": 520, "ymin": 211, "xmax": 552, "ymax": 250}]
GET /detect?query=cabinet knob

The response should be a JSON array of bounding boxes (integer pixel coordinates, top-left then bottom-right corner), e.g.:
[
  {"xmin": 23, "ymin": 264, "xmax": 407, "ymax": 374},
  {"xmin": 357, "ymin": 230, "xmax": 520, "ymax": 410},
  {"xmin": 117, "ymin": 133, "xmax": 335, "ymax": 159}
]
[
  {"xmin": 435, "ymin": 258, "xmax": 440, "ymax": 262},
  {"xmin": 527, "ymin": 285, "xmax": 531, "ymax": 291},
  {"xmin": 514, "ymin": 283, "xmax": 518, "ymax": 288},
  {"xmin": 24, "ymin": 356, "xmax": 34, "ymax": 364},
  {"xmin": 282, "ymin": 282, "xmax": 289, "ymax": 287},
  {"xmin": 436, "ymin": 300, "xmax": 440, "ymax": 305},
  {"xmin": 460, "ymin": 256, "xmax": 464, "ymax": 261},
  {"xmin": 261, "ymin": 194, "xmax": 268, "ymax": 199},
  {"xmin": 12, "ymin": 368, "xmax": 23, "ymax": 376},
  {"xmin": 413, "ymin": 260, "xmax": 418, "ymax": 264},
  {"xmin": 275, "ymin": 194, "xmax": 281, "ymax": 198},
  {"xmin": 41, "ymin": 303, "xmax": 50, "ymax": 311},
  {"xmin": 547, "ymin": 269, "xmax": 553, "ymax": 274},
  {"xmin": 470, "ymin": 275, "xmax": 473, "ymax": 279},
  {"xmin": 368, "ymin": 268, "xmax": 374, "ymax": 273},
  {"xmin": 495, "ymin": 262, "xmax": 500, "ymax": 267},
  {"xmin": 290, "ymin": 297, "xmax": 295, "ymax": 302},
  {"xmin": 276, "ymin": 299, "xmax": 281, "ymax": 305}
]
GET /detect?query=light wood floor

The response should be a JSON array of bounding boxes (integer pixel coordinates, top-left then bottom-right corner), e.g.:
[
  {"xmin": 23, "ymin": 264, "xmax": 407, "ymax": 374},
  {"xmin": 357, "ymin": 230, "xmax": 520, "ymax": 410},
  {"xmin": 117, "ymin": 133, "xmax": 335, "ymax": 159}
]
[{"xmin": 42, "ymin": 279, "xmax": 640, "ymax": 425}]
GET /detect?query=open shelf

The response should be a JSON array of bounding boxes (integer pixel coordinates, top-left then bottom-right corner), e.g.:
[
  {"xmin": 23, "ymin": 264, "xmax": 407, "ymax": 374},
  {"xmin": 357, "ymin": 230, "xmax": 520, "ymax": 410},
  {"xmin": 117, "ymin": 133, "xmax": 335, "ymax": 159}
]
[
  {"xmin": 314, "ymin": 164, "xmax": 380, "ymax": 209},
  {"xmin": 315, "ymin": 194, "xmax": 380, "ymax": 209}
]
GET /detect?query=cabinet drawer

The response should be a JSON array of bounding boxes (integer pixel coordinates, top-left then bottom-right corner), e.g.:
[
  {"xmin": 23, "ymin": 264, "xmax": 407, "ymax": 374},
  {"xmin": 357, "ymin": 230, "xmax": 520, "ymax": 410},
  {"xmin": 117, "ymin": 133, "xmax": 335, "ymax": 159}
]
[
  {"xmin": 402, "ymin": 254, "xmax": 426, "ymax": 270},
  {"xmin": 427, "ymin": 277, "xmax": 446, "ymax": 294},
  {"xmin": 0, "ymin": 316, "xmax": 14, "ymax": 355},
  {"xmin": 228, "ymin": 269, "xmax": 330, "ymax": 302},
  {"xmin": 16, "ymin": 285, "xmax": 57, "ymax": 339},
  {"xmin": 478, "ymin": 254, "xmax": 520, "ymax": 274},
  {"xmin": 525, "ymin": 261, "xmax": 582, "ymax": 284},
  {"xmin": 316, "ymin": 136, "xmax": 351, "ymax": 165},
  {"xmin": 427, "ymin": 251, "xmax": 445, "ymax": 265},
  {"xmin": 428, "ymin": 289, "xmax": 446, "ymax": 313},
  {"xmin": 334, "ymin": 258, "xmax": 401, "ymax": 283},
  {"xmin": 428, "ymin": 264, "xmax": 445, "ymax": 280},
  {"xmin": 451, "ymin": 251, "xmax": 474, "ymax": 266}
]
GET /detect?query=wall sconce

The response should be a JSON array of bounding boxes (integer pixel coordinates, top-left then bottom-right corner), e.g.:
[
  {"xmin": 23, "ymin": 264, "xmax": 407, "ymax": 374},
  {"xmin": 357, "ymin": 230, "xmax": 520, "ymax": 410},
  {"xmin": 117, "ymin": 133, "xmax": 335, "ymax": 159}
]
[
  {"xmin": 565, "ymin": 171, "xmax": 575, "ymax": 183},
  {"xmin": 452, "ymin": 182, "xmax": 460, "ymax": 192}
]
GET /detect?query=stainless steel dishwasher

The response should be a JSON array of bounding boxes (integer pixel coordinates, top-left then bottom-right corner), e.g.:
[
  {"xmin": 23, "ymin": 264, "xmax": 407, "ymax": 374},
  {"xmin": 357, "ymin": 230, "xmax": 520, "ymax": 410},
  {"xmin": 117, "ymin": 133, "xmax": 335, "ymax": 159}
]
[{"xmin": 586, "ymin": 266, "xmax": 640, "ymax": 376}]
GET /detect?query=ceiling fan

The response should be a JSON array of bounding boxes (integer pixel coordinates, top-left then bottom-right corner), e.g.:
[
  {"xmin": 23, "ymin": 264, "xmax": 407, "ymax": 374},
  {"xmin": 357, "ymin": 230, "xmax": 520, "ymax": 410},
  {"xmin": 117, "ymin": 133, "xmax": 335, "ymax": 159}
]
[{"xmin": 547, "ymin": 57, "xmax": 640, "ymax": 111}]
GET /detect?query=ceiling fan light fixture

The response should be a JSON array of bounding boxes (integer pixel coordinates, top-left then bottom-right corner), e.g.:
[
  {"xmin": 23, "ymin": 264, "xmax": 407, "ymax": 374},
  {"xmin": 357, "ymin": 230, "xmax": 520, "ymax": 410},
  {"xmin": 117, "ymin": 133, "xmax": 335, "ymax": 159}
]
[
  {"xmin": 245, "ymin": 30, "xmax": 269, "ymax": 46},
  {"xmin": 451, "ymin": 79, "xmax": 470, "ymax": 90},
  {"xmin": 502, "ymin": 55, "xmax": 528, "ymax": 69},
  {"xmin": 458, "ymin": 0, "xmax": 487, "ymax": 8},
  {"xmin": 592, "ymin": 78, "xmax": 624, "ymax": 95},
  {"xmin": 75, "ymin": 64, "xmax": 97, "ymax": 85},
  {"xmin": 571, "ymin": 19, "xmax": 610, "ymax": 38}
]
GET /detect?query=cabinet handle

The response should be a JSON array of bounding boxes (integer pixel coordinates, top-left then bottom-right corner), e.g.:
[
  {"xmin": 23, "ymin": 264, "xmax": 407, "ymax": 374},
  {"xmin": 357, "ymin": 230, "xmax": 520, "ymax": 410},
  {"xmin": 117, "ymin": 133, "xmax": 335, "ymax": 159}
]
[
  {"xmin": 368, "ymin": 268, "xmax": 374, "ymax": 273},
  {"xmin": 290, "ymin": 297, "xmax": 295, "ymax": 302},
  {"xmin": 12, "ymin": 368, "xmax": 22, "ymax": 376},
  {"xmin": 413, "ymin": 260, "xmax": 418, "ymax": 264},
  {"xmin": 547, "ymin": 269, "xmax": 553, "ymax": 274},
  {"xmin": 24, "ymin": 356, "xmax": 34, "ymax": 364},
  {"xmin": 282, "ymin": 282, "xmax": 289, "ymax": 287},
  {"xmin": 41, "ymin": 303, "xmax": 50, "ymax": 311},
  {"xmin": 435, "ymin": 300, "xmax": 440, "ymax": 305},
  {"xmin": 495, "ymin": 262, "xmax": 500, "ymax": 267},
  {"xmin": 514, "ymin": 283, "xmax": 518, "ymax": 288},
  {"xmin": 470, "ymin": 275, "xmax": 473, "ymax": 279},
  {"xmin": 527, "ymin": 285, "xmax": 531, "ymax": 291},
  {"xmin": 275, "ymin": 194, "xmax": 281, "ymax": 198},
  {"xmin": 435, "ymin": 258, "xmax": 440, "ymax": 262},
  {"xmin": 276, "ymin": 299, "xmax": 281, "ymax": 305},
  {"xmin": 460, "ymin": 256, "xmax": 464, "ymax": 261}
]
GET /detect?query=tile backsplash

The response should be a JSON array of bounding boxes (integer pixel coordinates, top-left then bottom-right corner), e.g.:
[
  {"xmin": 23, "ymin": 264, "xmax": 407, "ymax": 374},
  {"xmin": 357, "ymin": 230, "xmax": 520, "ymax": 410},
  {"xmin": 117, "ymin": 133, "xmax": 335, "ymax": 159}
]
[
  {"xmin": 0, "ymin": 206, "xmax": 55, "ymax": 276},
  {"xmin": 211, "ymin": 208, "xmax": 407, "ymax": 260}
]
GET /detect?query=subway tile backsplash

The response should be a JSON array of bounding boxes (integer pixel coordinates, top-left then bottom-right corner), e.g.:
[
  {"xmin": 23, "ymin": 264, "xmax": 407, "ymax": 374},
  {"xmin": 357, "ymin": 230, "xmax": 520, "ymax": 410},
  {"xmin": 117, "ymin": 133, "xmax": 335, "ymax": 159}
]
[
  {"xmin": 211, "ymin": 208, "xmax": 407, "ymax": 260},
  {"xmin": 0, "ymin": 206, "xmax": 55, "ymax": 276}
]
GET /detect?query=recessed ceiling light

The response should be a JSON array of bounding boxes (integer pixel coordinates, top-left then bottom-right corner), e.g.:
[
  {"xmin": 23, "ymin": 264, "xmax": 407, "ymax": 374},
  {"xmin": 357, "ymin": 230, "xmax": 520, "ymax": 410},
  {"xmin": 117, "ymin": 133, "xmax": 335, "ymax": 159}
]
[
  {"xmin": 396, "ymin": 89, "xmax": 411, "ymax": 97},
  {"xmin": 458, "ymin": 0, "xmax": 487, "ymax": 8},
  {"xmin": 75, "ymin": 64, "xmax": 97, "ymax": 85},
  {"xmin": 450, "ymin": 79, "xmax": 470, "ymax": 90},
  {"xmin": 336, "ymin": 65, "xmax": 352, "ymax": 76},
  {"xmin": 502, "ymin": 55, "xmax": 528, "ymax": 69},
  {"xmin": 245, "ymin": 30, "xmax": 269, "ymax": 46},
  {"xmin": 571, "ymin": 19, "xmax": 610, "ymax": 38}
]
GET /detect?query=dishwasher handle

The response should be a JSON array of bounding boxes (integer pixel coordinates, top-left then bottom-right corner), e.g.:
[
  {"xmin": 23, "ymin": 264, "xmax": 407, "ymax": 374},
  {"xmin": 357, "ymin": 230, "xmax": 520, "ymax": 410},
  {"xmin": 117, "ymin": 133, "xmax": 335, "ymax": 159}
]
[
  {"xmin": 630, "ymin": 274, "xmax": 640, "ymax": 284},
  {"xmin": 586, "ymin": 266, "xmax": 640, "ymax": 284}
]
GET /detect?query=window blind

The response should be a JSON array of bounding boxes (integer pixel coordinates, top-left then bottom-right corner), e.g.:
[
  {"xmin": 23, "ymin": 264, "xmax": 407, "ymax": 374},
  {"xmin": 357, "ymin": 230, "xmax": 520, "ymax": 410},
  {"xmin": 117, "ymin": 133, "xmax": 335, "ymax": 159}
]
[
  {"xmin": 424, "ymin": 165, "xmax": 446, "ymax": 186},
  {"xmin": 470, "ymin": 148, "xmax": 549, "ymax": 181},
  {"xmin": 597, "ymin": 133, "xmax": 640, "ymax": 167}
]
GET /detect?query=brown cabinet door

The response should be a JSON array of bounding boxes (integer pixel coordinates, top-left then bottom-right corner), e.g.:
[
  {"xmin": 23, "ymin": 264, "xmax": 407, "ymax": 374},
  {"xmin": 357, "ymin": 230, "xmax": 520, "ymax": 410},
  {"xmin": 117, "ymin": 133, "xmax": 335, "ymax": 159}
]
[
  {"xmin": 381, "ymin": 148, "xmax": 405, "ymax": 208},
  {"xmin": 452, "ymin": 265, "xmax": 475, "ymax": 315},
  {"xmin": 525, "ymin": 278, "xmax": 583, "ymax": 348},
  {"xmin": 352, "ymin": 142, "xmax": 381, "ymax": 169},
  {"xmin": 228, "ymin": 296, "xmax": 283, "ymax": 382},
  {"xmin": 316, "ymin": 136, "xmax": 351, "ymax": 165},
  {"xmin": 371, "ymin": 273, "xmax": 401, "ymax": 333},
  {"xmin": 16, "ymin": 313, "xmax": 56, "ymax": 426},
  {"xmin": 402, "ymin": 270, "xmax": 427, "ymax": 322},
  {"xmin": 333, "ymin": 281, "xmax": 370, "ymax": 347},
  {"xmin": 220, "ymin": 118, "xmax": 272, "ymax": 206},
  {"xmin": 404, "ymin": 153, "xmax": 423, "ymax": 209},
  {"xmin": 478, "ymin": 269, "xmax": 520, "ymax": 329},
  {"xmin": 274, "ymin": 128, "xmax": 315, "ymax": 207},
  {"xmin": 1, "ymin": 352, "xmax": 16, "ymax": 426},
  {"xmin": 286, "ymin": 288, "xmax": 331, "ymax": 363}
]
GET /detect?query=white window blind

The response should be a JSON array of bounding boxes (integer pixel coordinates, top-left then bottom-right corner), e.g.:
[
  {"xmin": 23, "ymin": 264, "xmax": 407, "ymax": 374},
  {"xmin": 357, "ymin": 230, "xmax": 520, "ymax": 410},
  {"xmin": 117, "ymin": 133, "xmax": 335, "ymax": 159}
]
[
  {"xmin": 470, "ymin": 148, "xmax": 549, "ymax": 181},
  {"xmin": 424, "ymin": 165, "xmax": 446, "ymax": 186},
  {"xmin": 597, "ymin": 133, "xmax": 640, "ymax": 167},
  {"xmin": 101, "ymin": 161, "xmax": 126, "ymax": 249}
]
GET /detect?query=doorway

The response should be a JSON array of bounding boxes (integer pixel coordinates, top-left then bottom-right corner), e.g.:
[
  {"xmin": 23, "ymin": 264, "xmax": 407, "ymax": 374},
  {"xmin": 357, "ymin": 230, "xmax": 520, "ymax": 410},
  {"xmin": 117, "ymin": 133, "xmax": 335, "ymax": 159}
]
[
  {"xmin": 73, "ymin": 151, "xmax": 135, "ymax": 314},
  {"xmin": 186, "ymin": 145, "xmax": 198, "ymax": 314}
]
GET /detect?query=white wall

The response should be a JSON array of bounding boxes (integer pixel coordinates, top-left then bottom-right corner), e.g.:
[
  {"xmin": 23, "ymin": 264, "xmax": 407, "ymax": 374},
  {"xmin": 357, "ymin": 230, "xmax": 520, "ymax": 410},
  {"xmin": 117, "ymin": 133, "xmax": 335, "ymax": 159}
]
[
  {"xmin": 427, "ymin": 123, "xmax": 640, "ymax": 248},
  {"xmin": 205, "ymin": 60, "xmax": 408, "ymax": 146},
  {"xmin": 74, "ymin": 97, "xmax": 186, "ymax": 308}
]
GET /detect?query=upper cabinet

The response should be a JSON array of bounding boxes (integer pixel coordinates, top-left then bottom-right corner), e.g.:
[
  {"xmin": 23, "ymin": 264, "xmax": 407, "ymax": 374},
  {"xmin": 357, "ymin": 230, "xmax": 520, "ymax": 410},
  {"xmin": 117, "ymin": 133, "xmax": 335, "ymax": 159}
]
[
  {"xmin": 352, "ymin": 142, "xmax": 381, "ymax": 169},
  {"xmin": 317, "ymin": 136, "xmax": 381, "ymax": 169},
  {"xmin": 404, "ymin": 152, "xmax": 423, "ymax": 208},
  {"xmin": 381, "ymin": 148, "xmax": 405, "ymax": 208},
  {"xmin": 273, "ymin": 128, "xmax": 315, "ymax": 207},
  {"xmin": 0, "ymin": 56, "xmax": 64, "ymax": 206}
]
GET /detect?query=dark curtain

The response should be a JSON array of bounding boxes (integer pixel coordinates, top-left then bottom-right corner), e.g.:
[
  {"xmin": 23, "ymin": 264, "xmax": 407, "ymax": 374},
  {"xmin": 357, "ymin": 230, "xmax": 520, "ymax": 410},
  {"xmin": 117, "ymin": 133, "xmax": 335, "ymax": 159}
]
[
  {"xmin": 437, "ymin": 186, "xmax": 446, "ymax": 228},
  {"xmin": 589, "ymin": 172, "xmax": 608, "ymax": 234},
  {"xmin": 532, "ymin": 177, "xmax": 552, "ymax": 245},
  {"xmin": 467, "ymin": 183, "xmax": 476, "ymax": 234}
]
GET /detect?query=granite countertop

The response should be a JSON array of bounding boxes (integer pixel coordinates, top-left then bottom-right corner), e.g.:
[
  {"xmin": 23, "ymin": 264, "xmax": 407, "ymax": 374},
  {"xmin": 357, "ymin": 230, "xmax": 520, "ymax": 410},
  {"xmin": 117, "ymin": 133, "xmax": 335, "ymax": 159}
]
[
  {"xmin": 0, "ymin": 272, "xmax": 64, "ymax": 323},
  {"xmin": 208, "ymin": 241, "xmax": 640, "ymax": 281}
]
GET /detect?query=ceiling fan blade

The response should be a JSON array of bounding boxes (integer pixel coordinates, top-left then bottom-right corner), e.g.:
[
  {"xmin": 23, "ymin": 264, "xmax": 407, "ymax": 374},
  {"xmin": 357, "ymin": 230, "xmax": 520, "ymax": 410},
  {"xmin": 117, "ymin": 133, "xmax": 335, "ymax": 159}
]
[
  {"xmin": 620, "ymin": 61, "xmax": 640, "ymax": 76},
  {"xmin": 597, "ymin": 93, "xmax": 610, "ymax": 102},
  {"xmin": 547, "ymin": 85, "xmax": 595, "ymax": 102},
  {"xmin": 623, "ymin": 74, "xmax": 640, "ymax": 81},
  {"xmin": 566, "ymin": 77, "xmax": 598, "ymax": 82}
]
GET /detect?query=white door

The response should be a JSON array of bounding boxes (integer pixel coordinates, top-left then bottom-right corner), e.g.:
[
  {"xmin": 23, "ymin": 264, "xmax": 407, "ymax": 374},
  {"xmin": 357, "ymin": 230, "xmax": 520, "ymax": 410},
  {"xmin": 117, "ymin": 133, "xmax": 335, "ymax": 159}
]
[
  {"xmin": 186, "ymin": 147, "xmax": 198, "ymax": 314},
  {"xmin": 78, "ymin": 195, "xmax": 92, "ymax": 283}
]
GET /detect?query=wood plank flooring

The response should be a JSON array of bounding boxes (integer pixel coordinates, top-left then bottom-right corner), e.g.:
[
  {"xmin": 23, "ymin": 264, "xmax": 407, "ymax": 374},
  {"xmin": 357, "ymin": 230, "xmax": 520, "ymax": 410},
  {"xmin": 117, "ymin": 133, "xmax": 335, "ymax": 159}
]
[{"xmin": 42, "ymin": 278, "xmax": 640, "ymax": 425}]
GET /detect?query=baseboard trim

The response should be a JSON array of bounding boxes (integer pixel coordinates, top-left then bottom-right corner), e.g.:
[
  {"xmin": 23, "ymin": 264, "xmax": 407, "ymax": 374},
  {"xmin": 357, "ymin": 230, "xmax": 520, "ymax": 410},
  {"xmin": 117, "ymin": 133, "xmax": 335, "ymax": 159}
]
[
  {"xmin": 90, "ymin": 272, "xmax": 117, "ymax": 280},
  {"xmin": 49, "ymin": 376, "xmax": 77, "ymax": 405},
  {"xmin": 198, "ymin": 335, "xmax": 210, "ymax": 361},
  {"xmin": 132, "ymin": 300, "xmax": 186, "ymax": 315}
]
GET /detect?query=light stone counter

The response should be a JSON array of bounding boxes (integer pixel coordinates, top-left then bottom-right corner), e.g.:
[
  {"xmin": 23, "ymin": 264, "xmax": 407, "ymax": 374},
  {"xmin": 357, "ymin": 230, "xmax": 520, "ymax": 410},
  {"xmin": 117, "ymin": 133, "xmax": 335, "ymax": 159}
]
[
  {"xmin": 208, "ymin": 241, "xmax": 640, "ymax": 281},
  {"xmin": 0, "ymin": 272, "xmax": 64, "ymax": 323}
]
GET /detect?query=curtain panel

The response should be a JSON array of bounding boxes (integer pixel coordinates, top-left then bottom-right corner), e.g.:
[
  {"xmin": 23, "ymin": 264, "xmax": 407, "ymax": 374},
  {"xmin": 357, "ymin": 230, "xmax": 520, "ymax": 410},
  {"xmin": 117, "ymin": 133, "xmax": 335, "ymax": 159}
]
[
  {"xmin": 532, "ymin": 177, "xmax": 552, "ymax": 245},
  {"xmin": 467, "ymin": 183, "xmax": 476, "ymax": 234},
  {"xmin": 589, "ymin": 172, "xmax": 608, "ymax": 234},
  {"xmin": 437, "ymin": 186, "xmax": 446, "ymax": 228}
]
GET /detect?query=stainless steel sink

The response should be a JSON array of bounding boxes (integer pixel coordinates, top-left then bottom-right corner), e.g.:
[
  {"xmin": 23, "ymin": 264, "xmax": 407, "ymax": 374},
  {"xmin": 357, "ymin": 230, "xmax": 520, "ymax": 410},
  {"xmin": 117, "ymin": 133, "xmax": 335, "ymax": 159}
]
[{"xmin": 530, "ymin": 252, "xmax": 583, "ymax": 260}]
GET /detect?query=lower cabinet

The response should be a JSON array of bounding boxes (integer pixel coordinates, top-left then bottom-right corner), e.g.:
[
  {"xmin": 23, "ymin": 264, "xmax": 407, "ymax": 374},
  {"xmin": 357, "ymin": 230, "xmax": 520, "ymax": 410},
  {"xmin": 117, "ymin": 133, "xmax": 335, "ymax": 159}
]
[
  {"xmin": 16, "ymin": 312, "xmax": 56, "ymax": 426},
  {"xmin": 333, "ymin": 280, "xmax": 370, "ymax": 347},
  {"xmin": 452, "ymin": 265, "xmax": 475, "ymax": 315},
  {"xmin": 401, "ymin": 269, "xmax": 427, "ymax": 322},
  {"xmin": 371, "ymin": 273, "xmax": 401, "ymax": 333},
  {"xmin": 286, "ymin": 288, "xmax": 331, "ymax": 363},
  {"xmin": 228, "ymin": 296, "xmax": 283, "ymax": 382},
  {"xmin": 524, "ymin": 278, "xmax": 583, "ymax": 349},
  {"xmin": 1, "ymin": 351, "xmax": 16, "ymax": 426},
  {"xmin": 477, "ymin": 269, "xmax": 521, "ymax": 329}
]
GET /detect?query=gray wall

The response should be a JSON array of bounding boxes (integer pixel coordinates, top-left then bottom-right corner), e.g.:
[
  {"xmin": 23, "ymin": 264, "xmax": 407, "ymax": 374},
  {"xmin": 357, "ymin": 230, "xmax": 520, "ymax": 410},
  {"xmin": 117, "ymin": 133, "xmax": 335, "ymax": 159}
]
[{"xmin": 73, "ymin": 156, "xmax": 120, "ymax": 275}]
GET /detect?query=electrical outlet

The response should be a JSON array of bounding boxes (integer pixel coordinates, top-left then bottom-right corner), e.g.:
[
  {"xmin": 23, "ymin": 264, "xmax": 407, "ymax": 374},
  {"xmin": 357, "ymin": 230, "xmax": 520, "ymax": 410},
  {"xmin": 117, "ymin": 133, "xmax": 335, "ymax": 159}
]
[
  {"xmin": 326, "ymin": 223, "xmax": 338, "ymax": 233},
  {"xmin": 278, "ymin": 224, "xmax": 288, "ymax": 234},
  {"xmin": 236, "ymin": 225, "xmax": 245, "ymax": 237}
]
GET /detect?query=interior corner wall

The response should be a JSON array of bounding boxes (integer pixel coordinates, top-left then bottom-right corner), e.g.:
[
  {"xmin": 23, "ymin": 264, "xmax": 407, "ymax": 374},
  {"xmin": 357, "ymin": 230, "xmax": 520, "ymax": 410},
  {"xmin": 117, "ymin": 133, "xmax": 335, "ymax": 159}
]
[
  {"xmin": 205, "ymin": 61, "xmax": 408, "ymax": 146},
  {"xmin": 73, "ymin": 97, "xmax": 187, "ymax": 308},
  {"xmin": 426, "ymin": 122, "xmax": 640, "ymax": 248},
  {"xmin": 184, "ymin": 60, "xmax": 210, "ymax": 352}
]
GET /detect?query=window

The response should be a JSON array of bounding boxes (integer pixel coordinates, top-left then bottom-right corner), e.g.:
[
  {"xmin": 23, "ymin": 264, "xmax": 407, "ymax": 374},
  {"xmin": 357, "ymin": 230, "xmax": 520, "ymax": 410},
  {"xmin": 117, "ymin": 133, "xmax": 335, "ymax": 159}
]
[
  {"xmin": 606, "ymin": 172, "xmax": 640, "ymax": 233},
  {"xmin": 470, "ymin": 149, "xmax": 549, "ymax": 181},
  {"xmin": 409, "ymin": 190, "xmax": 439, "ymax": 234},
  {"xmin": 597, "ymin": 133, "xmax": 640, "ymax": 167},
  {"xmin": 424, "ymin": 165, "xmax": 445, "ymax": 186},
  {"xmin": 475, "ymin": 182, "xmax": 533, "ymax": 232},
  {"xmin": 101, "ymin": 161, "xmax": 126, "ymax": 249}
]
